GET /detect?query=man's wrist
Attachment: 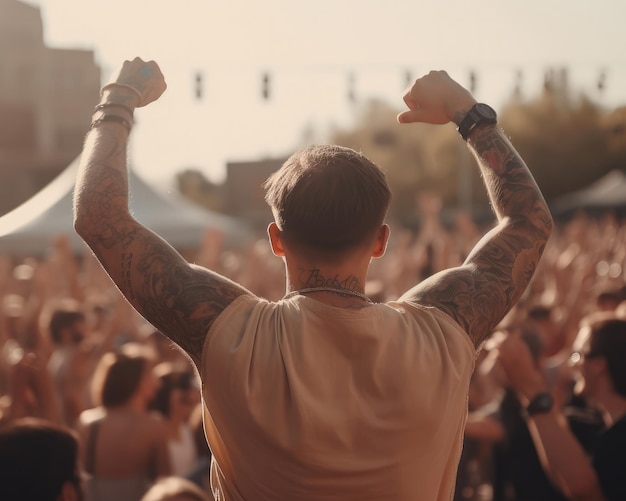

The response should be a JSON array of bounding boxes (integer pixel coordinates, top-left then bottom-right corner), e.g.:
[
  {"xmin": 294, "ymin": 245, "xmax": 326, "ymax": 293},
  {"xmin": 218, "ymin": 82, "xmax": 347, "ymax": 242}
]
[
  {"xmin": 525, "ymin": 391, "xmax": 555, "ymax": 416},
  {"xmin": 452, "ymin": 103, "xmax": 476, "ymax": 126},
  {"xmin": 457, "ymin": 103, "xmax": 498, "ymax": 139},
  {"xmin": 100, "ymin": 85, "xmax": 141, "ymax": 109},
  {"xmin": 517, "ymin": 380, "xmax": 550, "ymax": 407}
]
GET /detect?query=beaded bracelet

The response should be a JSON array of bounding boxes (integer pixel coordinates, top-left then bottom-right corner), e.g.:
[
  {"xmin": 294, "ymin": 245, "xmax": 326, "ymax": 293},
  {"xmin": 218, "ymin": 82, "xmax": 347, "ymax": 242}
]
[
  {"xmin": 94, "ymin": 102, "xmax": 134, "ymax": 117},
  {"xmin": 101, "ymin": 82, "xmax": 142, "ymax": 102},
  {"xmin": 90, "ymin": 114, "xmax": 132, "ymax": 133}
]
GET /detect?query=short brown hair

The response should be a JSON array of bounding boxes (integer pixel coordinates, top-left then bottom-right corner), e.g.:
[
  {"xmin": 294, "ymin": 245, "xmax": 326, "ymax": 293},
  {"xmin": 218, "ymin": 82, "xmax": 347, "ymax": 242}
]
[
  {"xmin": 0, "ymin": 418, "xmax": 80, "ymax": 501},
  {"xmin": 91, "ymin": 343, "xmax": 154, "ymax": 408},
  {"xmin": 264, "ymin": 145, "xmax": 391, "ymax": 254},
  {"xmin": 149, "ymin": 363, "xmax": 196, "ymax": 418},
  {"xmin": 49, "ymin": 309, "xmax": 85, "ymax": 345},
  {"xmin": 587, "ymin": 317, "xmax": 626, "ymax": 397}
]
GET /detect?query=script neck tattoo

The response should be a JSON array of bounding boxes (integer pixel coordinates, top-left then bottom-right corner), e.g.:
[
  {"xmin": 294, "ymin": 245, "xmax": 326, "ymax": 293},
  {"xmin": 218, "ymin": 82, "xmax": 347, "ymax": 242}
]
[{"xmin": 283, "ymin": 268, "xmax": 373, "ymax": 303}]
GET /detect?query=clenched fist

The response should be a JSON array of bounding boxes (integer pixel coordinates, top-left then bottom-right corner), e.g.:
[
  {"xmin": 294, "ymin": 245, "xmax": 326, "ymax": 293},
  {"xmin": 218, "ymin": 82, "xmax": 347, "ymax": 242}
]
[
  {"xmin": 397, "ymin": 70, "xmax": 476, "ymax": 126},
  {"xmin": 103, "ymin": 57, "xmax": 167, "ymax": 108}
]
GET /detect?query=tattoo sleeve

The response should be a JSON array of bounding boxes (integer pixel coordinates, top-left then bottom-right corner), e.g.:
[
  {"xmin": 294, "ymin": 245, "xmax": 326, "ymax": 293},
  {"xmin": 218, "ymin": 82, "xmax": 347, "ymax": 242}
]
[
  {"xmin": 74, "ymin": 124, "xmax": 250, "ymax": 365},
  {"xmin": 401, "ymin": 125, "xmax": 553, "ymax": 347}
]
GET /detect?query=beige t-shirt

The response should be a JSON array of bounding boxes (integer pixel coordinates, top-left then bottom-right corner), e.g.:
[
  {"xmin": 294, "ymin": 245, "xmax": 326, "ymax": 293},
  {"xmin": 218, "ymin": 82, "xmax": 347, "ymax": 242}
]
[{"xmin": 201, "ymin": 294, "xmax": 475, "ymax": 501}]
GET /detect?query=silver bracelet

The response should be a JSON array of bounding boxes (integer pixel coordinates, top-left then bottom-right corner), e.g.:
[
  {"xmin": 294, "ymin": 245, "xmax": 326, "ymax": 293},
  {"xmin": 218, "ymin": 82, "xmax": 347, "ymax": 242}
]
[
  {"xmin": 90, "ymin": 114, "xmax": 132, "ymax": 133},
  {"xmin": 94, "ymin": 102, "xmax": 134, "ymax": 117},
  {"xmin": 101, "ymin": 82, "xmax": 142, "ymax": 102}
]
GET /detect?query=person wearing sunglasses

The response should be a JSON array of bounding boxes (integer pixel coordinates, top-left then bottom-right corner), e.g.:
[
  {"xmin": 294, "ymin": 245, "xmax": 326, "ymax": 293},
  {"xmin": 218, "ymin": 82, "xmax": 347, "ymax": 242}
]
[{"xmin": 499, "ymin": 315, "xmax": 626, "ymax": 501}]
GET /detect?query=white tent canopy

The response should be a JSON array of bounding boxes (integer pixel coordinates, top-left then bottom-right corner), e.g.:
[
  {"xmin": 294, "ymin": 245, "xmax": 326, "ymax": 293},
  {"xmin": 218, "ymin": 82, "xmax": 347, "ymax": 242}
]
[
  {"xmin": 551, "ymin": 169, "xmax": 626, "ymax": 216},
  {"xmin": 0, "ymin": 157, "xmax": 252, "ymax": 256}
]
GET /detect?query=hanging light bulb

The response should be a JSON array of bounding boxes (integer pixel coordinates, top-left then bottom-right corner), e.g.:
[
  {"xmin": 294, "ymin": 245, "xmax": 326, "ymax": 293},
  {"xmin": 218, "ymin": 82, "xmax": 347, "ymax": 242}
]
[
  {"xmin": 262, "ymin": 72, "xmax": 271, "ymax": 100},
  {"xmin": 194, "ymin": 72, "xmax": 203, "ymax": 100}
]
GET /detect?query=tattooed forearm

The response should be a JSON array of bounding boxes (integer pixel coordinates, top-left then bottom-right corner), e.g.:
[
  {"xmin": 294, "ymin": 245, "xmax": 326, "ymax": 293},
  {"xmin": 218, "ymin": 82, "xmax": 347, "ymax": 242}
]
[
  {"xmin": 121, "ymin": 252, "xmax": 135, "ymax": 300},
  {"xmin": 405, "ymin": 125, "xmax": 553, "ymax": 347},
  {"xmin": 468, "ymin": 125, "xmax": 553, "ymax": 238},
  {"xmin": 74, "ymin": 128, "xmax": 130, "ymax": 237}
]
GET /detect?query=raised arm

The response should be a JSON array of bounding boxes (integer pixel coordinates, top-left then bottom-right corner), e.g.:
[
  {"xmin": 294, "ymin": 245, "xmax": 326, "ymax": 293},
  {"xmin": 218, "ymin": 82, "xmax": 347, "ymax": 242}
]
[
  {"xmin": 73, "ymin": 58, "xmax": 251, "ymax": 366},
  {"xmin": 397, "ymin": 71, "xmax": 553, "ymax": 348},
  {"xmin": 498, "ymin": 334, "xmax": 606, "ymax": 501}
]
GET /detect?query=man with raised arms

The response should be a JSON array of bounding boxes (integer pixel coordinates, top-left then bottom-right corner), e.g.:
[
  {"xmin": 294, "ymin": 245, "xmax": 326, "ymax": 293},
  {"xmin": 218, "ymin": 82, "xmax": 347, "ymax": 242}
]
[{"xmin": 74, "ymin": 58, "xmax": 552, "ymax": 500}]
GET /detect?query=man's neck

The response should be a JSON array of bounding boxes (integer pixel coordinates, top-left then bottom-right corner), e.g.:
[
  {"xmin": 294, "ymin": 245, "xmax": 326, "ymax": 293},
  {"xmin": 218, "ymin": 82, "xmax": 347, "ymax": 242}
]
[
  {"xmin": 289, "ymin": 266, "xmax": 367, "ymax": 293},
  {"xmin": 281, "ymin": 242, "xmax": 375, "ymax": 305},
  {"xmin": 284, "ymin": 263, "xmax": 372, "ymax": 307}
]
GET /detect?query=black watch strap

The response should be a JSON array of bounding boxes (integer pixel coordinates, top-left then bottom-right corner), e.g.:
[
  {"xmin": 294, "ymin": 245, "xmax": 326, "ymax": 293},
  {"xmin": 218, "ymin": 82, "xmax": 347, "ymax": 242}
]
[
  {"xmin": 457, "ymin": 103, "xmax": 498, "ymax": 140},
  {"xmin": 525, "ymin": 392, "xmax": 554, "ymax": 416}
]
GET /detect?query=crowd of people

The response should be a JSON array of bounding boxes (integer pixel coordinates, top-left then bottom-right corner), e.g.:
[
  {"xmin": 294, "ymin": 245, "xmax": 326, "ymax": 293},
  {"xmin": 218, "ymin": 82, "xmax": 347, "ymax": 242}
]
[
  {"xmin": 0, "ymin": 203, "xmax": 624, "ymax": 500},
  {"xmin": 1, "ymin": 58, "xmax": 625, "ymax": 501},
  {"xmin": 0, "ymin": 233, "xmax": 213, "ymax": 501}
]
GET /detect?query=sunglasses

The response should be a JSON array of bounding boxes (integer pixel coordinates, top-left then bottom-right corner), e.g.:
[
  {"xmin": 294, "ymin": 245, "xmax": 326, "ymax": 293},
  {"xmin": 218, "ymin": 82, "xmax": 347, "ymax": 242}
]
[{"xmin": 569, "ymin": 349, "xmax": 602, "ymax": 365}]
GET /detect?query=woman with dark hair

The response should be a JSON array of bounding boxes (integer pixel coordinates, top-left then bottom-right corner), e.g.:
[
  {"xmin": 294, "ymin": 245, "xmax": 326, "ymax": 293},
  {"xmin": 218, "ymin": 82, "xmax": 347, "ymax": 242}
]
[
  {"xmin": 77, "ymin": 343, "xmax": 170, "ymax": 501},
  {"xmin": 149, "ymin": 363, "xmax": 201, "ymax": 479},
  {"xmin": 0, "ymin": 417, "xmax": 84, "ymax": 501}
]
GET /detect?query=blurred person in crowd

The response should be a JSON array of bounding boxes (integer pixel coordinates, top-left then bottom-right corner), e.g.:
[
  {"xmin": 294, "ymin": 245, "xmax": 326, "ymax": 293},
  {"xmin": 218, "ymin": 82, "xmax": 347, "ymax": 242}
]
[
  {"xmin": 594, "ymin": 288, "xmax": 625, "ymax": 313},
  {"xmin": 140, "ymin": 476, "xmax": 210, "ymax": 501},
  {"xmin": 499, "ymin": 315, "xmax": 626, "ymax": 500},
  {"xmin": 143, "ymin": 325, "xmax": 192, "ymax": 366},
  {"xmin": 0, "ymin": 417, "xmax": 84, "ymax": 501},
  {"xmin": 7, "ymin": 348, "xmax": 61, "ymax": 424},
  {"xmin": 186, "ymin": 402, "xmax": 212, "ymax": 491},
  {"xmin": 74, "ymin": 58, "xmax": 552, "ymax": 500},
  {"xmin": 149, "ymin": 363, "xmax": 202, "ymax": 478},
  {"xmin": 0, "ymin": 292, "xmax": 59, "ymax": 423},
  {"xmin": 77, "ymin": 342, "xmax": 170, "ymax": 501},
  {"xmin": 525, "ymin": 305, "xmax": 564, "ymax": 357},
  {"xmin": 46, "ymin": 303, "xmax": 91, "ymax": 426},
  {"xmin": 0, "ymin": 260, "xmax": 55, "ymax": 422},
  {"xmin": 466, "ymin": 326, "xmax": 579, "ymax": 501},
  {"xmin": 413, "ymin": 191, "xmax": 455, "ymax": 280}
]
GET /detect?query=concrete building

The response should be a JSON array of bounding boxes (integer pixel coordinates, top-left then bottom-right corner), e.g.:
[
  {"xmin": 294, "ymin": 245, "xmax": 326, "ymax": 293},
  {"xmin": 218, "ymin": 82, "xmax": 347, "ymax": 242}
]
[
  {"xmin": 223, "ymin": 157, "xmax": 286, "ymax": 230},
  {"xmin": 0, "ymin": 0, "xmax": 101, "ymax": 216}
]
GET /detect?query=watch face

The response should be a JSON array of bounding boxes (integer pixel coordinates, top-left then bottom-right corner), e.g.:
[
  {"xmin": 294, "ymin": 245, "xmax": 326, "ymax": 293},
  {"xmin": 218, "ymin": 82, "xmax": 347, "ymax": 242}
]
[
  {"xmin": 536, "ymin": 394, "xmax": 552, "ymax": 408},
  {"xmin": 458, "ymin": 103, "xmax": 497, "ymax": 140},
  {"xmin": 475, "ymin": 103, "xmax": 497, "ymax": 120},
  {"xmin": 527, "ymin": 392, "xmax": 554, "ymax": 414}
]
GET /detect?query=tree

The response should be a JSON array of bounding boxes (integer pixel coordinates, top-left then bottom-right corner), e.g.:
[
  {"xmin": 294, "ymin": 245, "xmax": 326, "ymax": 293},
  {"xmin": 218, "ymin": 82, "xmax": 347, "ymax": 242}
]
[
  {"xmin": 329, "ymin": 70, "xmax": 626, "ymax": 226},
  {"xmin": 331, "ymin": 99, "xmax": 462, "ymax": 226},
  {"xmin": 176, "ymin": 168, "xmax": 223, "ymax": 212},
  {"xmin": 500, "ymin": 70, "xmax": 615, "ymax": 199}
]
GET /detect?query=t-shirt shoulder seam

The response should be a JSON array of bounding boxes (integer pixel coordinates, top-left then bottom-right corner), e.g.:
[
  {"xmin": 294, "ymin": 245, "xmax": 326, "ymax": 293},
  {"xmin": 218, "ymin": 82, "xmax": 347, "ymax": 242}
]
[
  {"xmin": 201, "ymin": 293, "xmax": 260, "ymax": 364},
  {"xmin": 207, "ymin": 293, "xmax": 259, "ymax": 336},
  {"xmin": 396, "ymin": 300, "xmax": 475, "ymax": 352}
]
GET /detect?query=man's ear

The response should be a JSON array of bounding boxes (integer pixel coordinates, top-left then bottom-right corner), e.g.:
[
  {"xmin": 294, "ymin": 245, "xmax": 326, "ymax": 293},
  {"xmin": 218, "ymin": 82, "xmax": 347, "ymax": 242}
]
[
  {"xmin": 371, "ymin": 224, "xmax": 390, "ymax": 259},
  {"xmin": 267, "ymin": 222, "xmax": 285, "ymax": 257}
]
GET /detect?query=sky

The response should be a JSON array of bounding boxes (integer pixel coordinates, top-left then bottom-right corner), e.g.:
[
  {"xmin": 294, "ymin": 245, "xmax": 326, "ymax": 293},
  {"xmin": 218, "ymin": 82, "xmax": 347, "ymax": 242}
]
[{"xmin": 24, "ymin": 0, "xmax": 626, "ymax": 187}]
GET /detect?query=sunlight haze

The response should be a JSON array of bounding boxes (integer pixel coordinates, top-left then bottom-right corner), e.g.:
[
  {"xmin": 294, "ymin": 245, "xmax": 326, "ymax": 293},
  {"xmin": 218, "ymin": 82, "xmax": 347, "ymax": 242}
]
[{"xmin": 24, "ymin": 0, "xmax": 626, "ymax": 186}]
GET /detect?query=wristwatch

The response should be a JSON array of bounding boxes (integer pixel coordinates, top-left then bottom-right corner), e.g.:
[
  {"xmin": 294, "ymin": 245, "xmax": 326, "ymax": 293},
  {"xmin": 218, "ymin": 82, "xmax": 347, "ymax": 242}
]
[
  {"xmin": 457, "ymin": 103, "xmax": 498, "ymax": 140},
  {"xmin": 525, "ymin": 392, "xmax": 554, "ymax": 416}
]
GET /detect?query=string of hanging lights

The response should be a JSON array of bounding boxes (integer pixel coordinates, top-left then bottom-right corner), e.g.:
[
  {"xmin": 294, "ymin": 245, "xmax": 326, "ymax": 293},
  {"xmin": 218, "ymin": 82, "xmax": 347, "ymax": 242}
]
[{"xmin": 190, "ymin": 65, "xmax": 612, "ymax": 104}]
